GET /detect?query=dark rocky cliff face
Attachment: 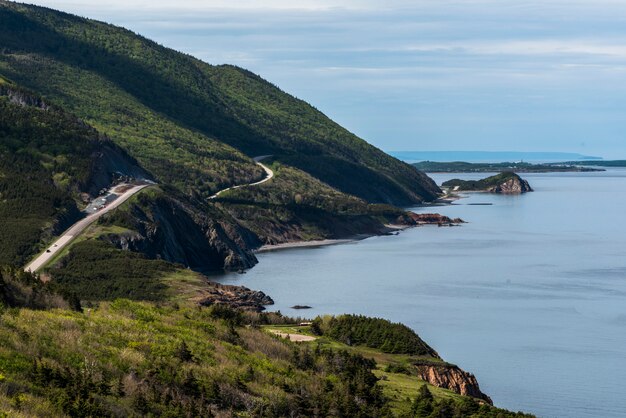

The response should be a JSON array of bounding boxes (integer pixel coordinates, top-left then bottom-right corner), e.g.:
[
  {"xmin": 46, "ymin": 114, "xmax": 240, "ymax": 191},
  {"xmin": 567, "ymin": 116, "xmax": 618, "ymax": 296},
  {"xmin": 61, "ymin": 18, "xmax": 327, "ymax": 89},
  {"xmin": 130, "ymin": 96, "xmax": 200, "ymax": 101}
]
[
  {"xmin": 100, "ymin": 192, "xmax": 260, "ymax": 272},
  {"xmin": 86, "ymin": 142, "xmax": 152, "ymax": 197},
  {"xmin": 197, "ymin": 282, "xmax": 274, "ymax": 312},
  {"xmin": 414, "ymin": 362, "xmax": 493, "ymax": 404}
]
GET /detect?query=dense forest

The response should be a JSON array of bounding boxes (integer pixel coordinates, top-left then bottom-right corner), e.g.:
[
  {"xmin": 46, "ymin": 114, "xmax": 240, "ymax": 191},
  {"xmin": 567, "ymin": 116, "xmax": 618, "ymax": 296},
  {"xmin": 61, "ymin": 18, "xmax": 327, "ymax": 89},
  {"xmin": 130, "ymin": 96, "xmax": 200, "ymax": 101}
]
[
  {"xmin": 0, "ymin": 83, "xmax": 146, "ymax": 266},
  {"xmin": 408, "ymin": 385, "xmax": 531, "ymax": 418},
  {"xmin": 0, "ymin": 88, "xmax": 97, "ymax": 265},
  {"xmin": 315, "ymin": 315, "xmax": 440, "ymax": 357},
  {"xmin": 49, "ymin": 240, "xmax": 174, "ymax": 301},
  {"xmin": 0, "ymin": 0, "xmax": 439, "ymax": 207}
]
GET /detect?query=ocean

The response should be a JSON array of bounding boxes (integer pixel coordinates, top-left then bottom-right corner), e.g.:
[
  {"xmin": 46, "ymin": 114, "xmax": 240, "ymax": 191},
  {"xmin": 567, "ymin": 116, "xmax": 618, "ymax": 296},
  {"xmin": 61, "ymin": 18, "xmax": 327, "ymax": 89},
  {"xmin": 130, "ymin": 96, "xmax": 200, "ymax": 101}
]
[{"xmin": 216, "ymin": 169, "xmax": 626, "ymax": 417}]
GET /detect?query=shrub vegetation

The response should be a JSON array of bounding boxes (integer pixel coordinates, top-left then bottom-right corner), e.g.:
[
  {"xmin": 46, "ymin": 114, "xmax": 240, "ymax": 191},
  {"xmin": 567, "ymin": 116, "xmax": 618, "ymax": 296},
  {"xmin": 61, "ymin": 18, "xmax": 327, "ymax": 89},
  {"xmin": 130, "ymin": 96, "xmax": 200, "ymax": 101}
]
[{"xmin": 318, "ymin": 315, "xmax": 440, "ymax": 357}]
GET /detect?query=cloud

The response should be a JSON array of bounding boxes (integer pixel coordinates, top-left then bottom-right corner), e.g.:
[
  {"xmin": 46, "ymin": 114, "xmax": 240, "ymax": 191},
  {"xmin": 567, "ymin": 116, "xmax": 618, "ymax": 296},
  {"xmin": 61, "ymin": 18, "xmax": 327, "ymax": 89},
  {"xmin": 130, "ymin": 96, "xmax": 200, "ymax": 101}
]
[
  {"xmin": 19, "ymin": 0, "xmax": 626, "ymax": 155},
  {"xmin": 25, "ymin": 0, "xmax": 389, "ymax": 12}
]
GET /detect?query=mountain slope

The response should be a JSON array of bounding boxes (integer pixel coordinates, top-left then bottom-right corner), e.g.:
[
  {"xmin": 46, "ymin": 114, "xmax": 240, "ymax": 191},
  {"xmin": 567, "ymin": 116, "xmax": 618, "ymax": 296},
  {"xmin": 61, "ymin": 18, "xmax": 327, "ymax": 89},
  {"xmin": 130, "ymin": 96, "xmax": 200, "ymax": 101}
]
[
  {"xmin": 0, "ymin": 83, "xmax": 146, "ymax": 265},
  {"xmin": 0, "ymin": 274, "xmax": 533, "ymax": 417},
  {"xmin": 0, "ymin": 0, "xmax": 439, "ymax": 205},
  {"xmin": 0, "ymin": 1, "xmax": 444, "ymax": 275}
]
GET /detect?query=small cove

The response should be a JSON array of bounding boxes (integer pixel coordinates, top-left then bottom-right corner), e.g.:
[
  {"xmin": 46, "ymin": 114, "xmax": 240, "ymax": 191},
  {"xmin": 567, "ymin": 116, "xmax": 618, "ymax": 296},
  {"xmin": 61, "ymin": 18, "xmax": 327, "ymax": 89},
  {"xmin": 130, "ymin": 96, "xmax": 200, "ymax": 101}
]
[{"xmin": 216, "ymin": 169, "xmax": 626, "ymax": 417}]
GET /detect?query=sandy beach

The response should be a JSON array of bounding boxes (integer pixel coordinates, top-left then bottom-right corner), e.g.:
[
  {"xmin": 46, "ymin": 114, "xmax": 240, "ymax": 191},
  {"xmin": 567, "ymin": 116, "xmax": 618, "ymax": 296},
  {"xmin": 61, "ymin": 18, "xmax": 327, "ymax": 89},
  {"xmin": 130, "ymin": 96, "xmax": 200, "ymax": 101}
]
[
  {"xmin": 255, "ymin": 225, "xmax": 416, "ymax": 253},
  {"xmin": 257, "ymin": 238, "xmax": 357, "ymax": 253}
]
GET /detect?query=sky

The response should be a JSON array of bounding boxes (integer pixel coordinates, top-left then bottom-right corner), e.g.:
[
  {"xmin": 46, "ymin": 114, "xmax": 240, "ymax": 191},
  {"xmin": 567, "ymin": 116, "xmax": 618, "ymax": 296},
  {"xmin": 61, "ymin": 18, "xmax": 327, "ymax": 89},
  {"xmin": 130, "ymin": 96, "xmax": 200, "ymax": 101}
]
[{"xmin": 20, "ymin": 0, "xmax": 626, "ymax": 158}]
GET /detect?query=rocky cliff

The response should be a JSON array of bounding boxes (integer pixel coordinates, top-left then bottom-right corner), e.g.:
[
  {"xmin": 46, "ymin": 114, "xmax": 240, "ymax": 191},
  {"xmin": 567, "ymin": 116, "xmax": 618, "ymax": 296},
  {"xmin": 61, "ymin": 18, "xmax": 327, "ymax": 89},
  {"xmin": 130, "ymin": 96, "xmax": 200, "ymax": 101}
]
[
  {"xmin": 414, "ymin": 362, "xmax": 493, "ymax": 404},
  {"xmin": 86, "ymin": 142, "xmax": 152, "ymax": 197},
  {"xmin": 99, "ymin": 190, "xmax": 261, "ymax": 272},
  {"xmin": 487, "ymin": 175, "xmax": 533, "ymax": 194},
  {"xmin": 197, "ymin": 282, "xmax": 274, "ymax": 312}
]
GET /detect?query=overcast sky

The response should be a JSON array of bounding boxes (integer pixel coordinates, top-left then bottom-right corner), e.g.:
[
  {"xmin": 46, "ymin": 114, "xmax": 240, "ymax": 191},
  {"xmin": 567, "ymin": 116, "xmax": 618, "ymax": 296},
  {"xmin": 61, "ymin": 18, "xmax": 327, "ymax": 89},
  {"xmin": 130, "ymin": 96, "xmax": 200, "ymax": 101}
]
[{"xmin": 22, "ymin": 0, "xmax": 626, "ymax": 157}]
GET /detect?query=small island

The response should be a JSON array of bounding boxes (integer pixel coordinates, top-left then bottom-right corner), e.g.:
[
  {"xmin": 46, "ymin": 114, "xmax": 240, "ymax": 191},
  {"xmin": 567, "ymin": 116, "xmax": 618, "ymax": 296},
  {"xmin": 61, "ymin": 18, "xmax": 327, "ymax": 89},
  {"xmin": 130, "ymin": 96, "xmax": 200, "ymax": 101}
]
[{"xmin": 443, "ymin": 172, "xmax": 533, "ymax": 193}]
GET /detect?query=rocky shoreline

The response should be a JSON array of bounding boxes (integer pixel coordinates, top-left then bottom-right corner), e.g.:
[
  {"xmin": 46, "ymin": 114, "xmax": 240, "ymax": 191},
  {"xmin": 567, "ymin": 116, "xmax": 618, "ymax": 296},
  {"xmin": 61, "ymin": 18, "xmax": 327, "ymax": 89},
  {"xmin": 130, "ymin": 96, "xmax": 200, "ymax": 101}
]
[
  {"xmin": 197, "ymin": 282, "xmax": 274, "ymax": 312},
  {"xmin": 258, "ymin": 211, "xmax": 465, "ymax": 252}
]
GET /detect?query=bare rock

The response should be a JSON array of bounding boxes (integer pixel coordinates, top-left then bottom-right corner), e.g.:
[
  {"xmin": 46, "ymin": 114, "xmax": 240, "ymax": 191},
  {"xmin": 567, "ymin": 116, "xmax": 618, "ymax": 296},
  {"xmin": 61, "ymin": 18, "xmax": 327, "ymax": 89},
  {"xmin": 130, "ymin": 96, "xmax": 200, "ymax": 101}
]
[
  {"xmin": 198, "ymin": 282, "xmax": 274, "ymax": 312},
  {"xmin": 414, "ymin": 362, "xmax": 493, "ymax": 404}
]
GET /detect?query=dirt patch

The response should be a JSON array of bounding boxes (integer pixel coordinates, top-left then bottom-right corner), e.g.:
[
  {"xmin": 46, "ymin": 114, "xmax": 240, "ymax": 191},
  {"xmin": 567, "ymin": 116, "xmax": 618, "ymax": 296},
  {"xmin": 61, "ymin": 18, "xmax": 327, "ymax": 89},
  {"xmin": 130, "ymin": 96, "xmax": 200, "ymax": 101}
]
[{"xmin": 270, "ymin": 330, "xmax": 317, "ymax": 342}]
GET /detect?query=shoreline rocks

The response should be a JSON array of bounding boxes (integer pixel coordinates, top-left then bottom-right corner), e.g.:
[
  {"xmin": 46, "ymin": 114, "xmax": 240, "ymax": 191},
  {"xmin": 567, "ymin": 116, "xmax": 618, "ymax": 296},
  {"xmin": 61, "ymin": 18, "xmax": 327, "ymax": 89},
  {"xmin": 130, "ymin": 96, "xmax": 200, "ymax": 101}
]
[
  {"xmin": 197, "ymin": 282, "xmax": 274, "ymax": 312},
  {"xmin": 396, "ymin": 212, "xmax": 465, "ymax": 227}
]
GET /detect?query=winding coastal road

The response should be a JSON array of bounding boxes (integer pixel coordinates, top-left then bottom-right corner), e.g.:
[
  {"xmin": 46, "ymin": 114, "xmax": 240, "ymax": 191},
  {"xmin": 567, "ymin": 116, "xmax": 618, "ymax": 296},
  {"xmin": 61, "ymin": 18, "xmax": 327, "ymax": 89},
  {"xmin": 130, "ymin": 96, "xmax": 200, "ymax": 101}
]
[
  {"xmin": 209, "ymin": 155, "xmax": 274, "ymax": 199},
  {"xmin": 24, "ymin": 183, "xmax": 150, "ymax": 273},
  {"xmin": 25, "ymin": 156, "xmax": 273, "ymax": 273}
]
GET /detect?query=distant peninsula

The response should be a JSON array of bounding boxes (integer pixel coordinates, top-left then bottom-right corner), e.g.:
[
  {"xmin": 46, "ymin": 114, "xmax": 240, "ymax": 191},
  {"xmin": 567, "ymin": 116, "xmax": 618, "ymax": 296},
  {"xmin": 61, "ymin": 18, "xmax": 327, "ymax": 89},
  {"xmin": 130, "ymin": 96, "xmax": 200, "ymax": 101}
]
[
  {"xmin": 443, "ymin": 172, "xmax": 533, "ymax": 194},
  {"xmin": 413, "ymin": 161, "xmax": 604, "ymax": 173}
]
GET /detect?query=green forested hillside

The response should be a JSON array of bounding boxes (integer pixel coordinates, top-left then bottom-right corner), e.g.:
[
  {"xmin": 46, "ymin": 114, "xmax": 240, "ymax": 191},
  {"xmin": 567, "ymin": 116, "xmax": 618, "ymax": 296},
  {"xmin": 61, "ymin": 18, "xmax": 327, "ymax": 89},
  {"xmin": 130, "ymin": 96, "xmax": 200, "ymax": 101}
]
[
  {"xmin": 0, "ymin": 0, "xmax": 443, "ymax": 274},
  {"xmin": 0, "ymin": 0, "xmax": 438, "ymax": 205},
  {"xmin": 0, "ymin": 4, "xmax": 536, "ymax": 416},
  {"xmin": 0, "ymin": 85, "xmax": 144, "ymax": 265},
  {"xmin": 0, "ymin": 267, "xmax": 533, "ymax": 417},
  {"xmin": 318, "ymin": 315, "xmax": 440, "ymax": 357},
  {"xmin": 206, "ymin": 66, "xmax": 440, "ymax": 204},
  {"xmin": 214, "ymin": 159, "xmax": 408, "ymax": 243}
]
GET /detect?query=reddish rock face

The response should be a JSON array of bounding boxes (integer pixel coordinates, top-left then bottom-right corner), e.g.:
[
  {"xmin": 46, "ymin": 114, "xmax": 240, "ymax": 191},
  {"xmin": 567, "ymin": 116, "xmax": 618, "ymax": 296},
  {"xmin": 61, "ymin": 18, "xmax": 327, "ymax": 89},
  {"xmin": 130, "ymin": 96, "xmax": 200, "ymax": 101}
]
[{"xmin": 414, "ymin": 363, "xmax": 493, "ymax": 404}]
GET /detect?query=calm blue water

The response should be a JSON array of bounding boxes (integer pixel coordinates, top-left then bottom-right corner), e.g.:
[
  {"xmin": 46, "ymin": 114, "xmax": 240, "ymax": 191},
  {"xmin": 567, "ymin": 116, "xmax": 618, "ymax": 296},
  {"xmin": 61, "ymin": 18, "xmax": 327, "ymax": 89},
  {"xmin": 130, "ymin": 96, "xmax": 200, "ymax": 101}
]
[{"xmin": 217, "ymin": 169, "xmax": 626, "ymax": 418}]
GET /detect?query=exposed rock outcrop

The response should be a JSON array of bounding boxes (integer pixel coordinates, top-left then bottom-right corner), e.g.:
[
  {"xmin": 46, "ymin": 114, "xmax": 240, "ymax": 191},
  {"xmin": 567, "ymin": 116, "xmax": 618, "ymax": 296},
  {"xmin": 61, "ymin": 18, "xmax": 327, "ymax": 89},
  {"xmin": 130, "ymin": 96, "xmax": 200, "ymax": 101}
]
[
  {"xmin": 0, "ymin": 84, "xmax": 50, "ymax": 110},
  {"xmin": 100, "ymin": 191, "xmax": 261, "ymax": 272},
  {"xmin": 487, "ymin": 175, "xmax": 533, "ymax": 194},
  {"xmin": 86, "ymin": 142, "xmax": 152, "ymax": 197},
  {"xmin": 396, "ymin": 212, "xmax": 464, "ymax": 226},
  {"xmin": 197, "ymin": 282, "xmax": 274, "ymax": 312},
  {"xmin": 414, "ymin": 362, "xmax": 493, "ymax": 404},
  {"xmin": 408, "ymin": 212, "xmax": 465, "ymax": 225}
]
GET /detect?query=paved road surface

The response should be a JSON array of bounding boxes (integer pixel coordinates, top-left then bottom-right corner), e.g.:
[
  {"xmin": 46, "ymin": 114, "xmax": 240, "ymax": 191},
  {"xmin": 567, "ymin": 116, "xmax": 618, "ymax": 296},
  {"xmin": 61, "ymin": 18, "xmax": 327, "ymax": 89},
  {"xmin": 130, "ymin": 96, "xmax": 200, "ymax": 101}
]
[
  {"xmin": 26, "ymin": 154, "xmax": 272, "ymax": 272},
  {"xmin": 209, "ymin": 155, "xmax": 274, "ymax": 199},
  {"xmin": 24, "ymin": 183, "xmax": 150, "ymax": 273}
]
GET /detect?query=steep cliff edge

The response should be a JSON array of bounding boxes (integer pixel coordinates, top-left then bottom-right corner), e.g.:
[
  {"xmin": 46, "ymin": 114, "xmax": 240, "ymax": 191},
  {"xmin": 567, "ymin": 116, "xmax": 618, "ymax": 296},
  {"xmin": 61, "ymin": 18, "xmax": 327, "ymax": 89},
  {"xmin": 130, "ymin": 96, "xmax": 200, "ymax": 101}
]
[
  {"xmin": 443, "ymin": 172, "xmax": 533, "ymax": 194},
  {"xmin": 305, "ymin": 315, "xmax": 502, "ymax": 408},
  {"xmin": 414, "ymin": 362, "xmax": 493, "ymax": 404},
  {"xmin": 98, "ymin": 188, "xmax": 261, "ymax": 272}
]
